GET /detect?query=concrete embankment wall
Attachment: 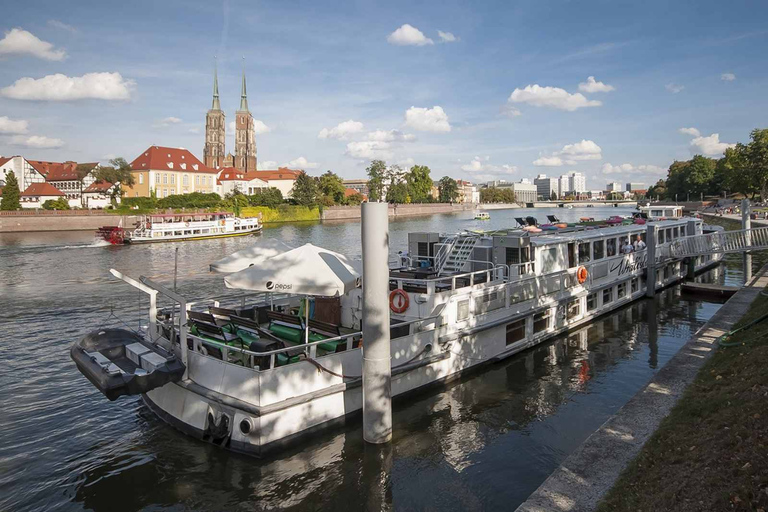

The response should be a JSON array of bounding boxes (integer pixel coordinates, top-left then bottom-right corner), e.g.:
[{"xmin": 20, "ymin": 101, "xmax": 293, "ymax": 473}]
[
  {"xmin": 0, "ymin": 213, "xmax": 138, "ymax": 233},
  {"xmin": 321, "ymin": 203, "xmax": 476, "ymax": 221}
]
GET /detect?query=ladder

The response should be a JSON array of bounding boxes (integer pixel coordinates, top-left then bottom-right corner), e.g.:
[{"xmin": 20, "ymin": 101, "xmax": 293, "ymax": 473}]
[{"xmin": 438, "ymin": 235, "xmax": 478, "ymax": 275}]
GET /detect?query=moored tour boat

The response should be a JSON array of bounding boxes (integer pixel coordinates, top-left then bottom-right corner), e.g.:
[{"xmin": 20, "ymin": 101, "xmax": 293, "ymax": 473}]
[{"xmin": 98, "ymin": 212, "xmax": 261, "ymax": 244}]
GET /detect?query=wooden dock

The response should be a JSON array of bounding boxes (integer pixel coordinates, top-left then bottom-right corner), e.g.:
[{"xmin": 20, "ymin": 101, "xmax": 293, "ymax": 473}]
[{"xmin": 681, "ymin": 282, "xmax": 740, "ymax": 299}]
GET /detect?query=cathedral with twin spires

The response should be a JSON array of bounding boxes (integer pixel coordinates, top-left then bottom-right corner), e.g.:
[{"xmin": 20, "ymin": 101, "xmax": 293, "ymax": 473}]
[{"xmin": 203, "ymin": 63, "xmax": 257, "ymax": 172}]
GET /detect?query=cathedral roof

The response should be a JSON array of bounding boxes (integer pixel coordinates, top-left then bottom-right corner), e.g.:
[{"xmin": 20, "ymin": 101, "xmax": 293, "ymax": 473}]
[
  {"xmin": 27, "ymin": 160, "xmax": 98, "ymax": 181},
  {"xmin": 131, "ymin": 146, "xmax": 216, "ymax": 174}
]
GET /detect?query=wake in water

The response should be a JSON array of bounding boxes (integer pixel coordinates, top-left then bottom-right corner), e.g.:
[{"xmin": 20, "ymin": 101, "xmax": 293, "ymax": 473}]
[{"xmin": 60, "ymin": 239, "xmax": 112, "ymax": 249}]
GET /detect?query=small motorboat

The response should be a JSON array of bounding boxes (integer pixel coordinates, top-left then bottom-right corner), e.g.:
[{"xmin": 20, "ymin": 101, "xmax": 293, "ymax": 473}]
[
  {"xmin": 70, "ymin": 329, "xmax": 185, "ymax": 401},
  {"xmin": 474, "ymin": 211, "xmax": 490, "ymax": 220}
]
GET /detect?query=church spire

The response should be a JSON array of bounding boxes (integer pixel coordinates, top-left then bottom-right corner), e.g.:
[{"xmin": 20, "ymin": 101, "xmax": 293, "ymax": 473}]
[
  {"xmin": 239, "ymin": 56, "xmax": 249, "ymax": 112},
  {"xmin": 211, "ymin": 57, "xmax": 221, "ymax": 110}
]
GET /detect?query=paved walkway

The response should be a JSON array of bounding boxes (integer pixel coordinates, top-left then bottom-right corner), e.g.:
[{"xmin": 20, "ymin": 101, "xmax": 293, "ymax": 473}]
[
  {"xmin": 515, "ymin": 265, "xmax": 768, "ymax": 512},
  {"xmin": 700, "ymin": 211, "xmax": 768, "ymax": 227}
]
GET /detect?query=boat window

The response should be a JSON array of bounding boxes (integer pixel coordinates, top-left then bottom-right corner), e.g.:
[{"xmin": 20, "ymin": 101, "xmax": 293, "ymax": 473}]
[
  {"xmin": 567, "ymin": 242, "xmax": 576, "ymax": 268},
  {"xmin": 593, "ymin": 240, "xmax": 604, "ymax": 260},
  {"xmin": 540, "ymin": 247, "xmax": 560, "ymax": 274},
  {"xmin": 578, "ymin": 242, "xmax": 591, "ymax": 263},
  {"xmin": 664, "ymin": 265, "xmax": 671, "ymax": 279},
  {"xmin": 652, "ymin": 209, "xmax": 663, "ymax": 217},
  {"xmin": 193, "ymin": 229, "xmax": 200, "ymax": 234},
  {"xmin": 673, "ymin": 227, "xmax": 679, "ymax": 238},
  {"xmin": 533, "ymin": 309, "xmax": 552, "ymax": 333},
  {"xmin": 658, "ymin": 230, "xmax": 665, "ymax": 244},
  {"xmin": 566, "ymin": 299, "xmax": 581, "ymax": 320},
  {"xmin": 631, "ymin": 278, "xmax": 638, "ymax": 293},
  {"xmin": 505, "ymin": 247, "xmax": 519, "ymax": 266},
  {"xmin": 184, "ymin": 230, "xmax": 191, "ymax": 235},
  {"xmin": 619, "ymin": 235, "xmax": 628, "ymax": 249},
  {"xmin": 603, "ymin": 287, "xmax": 613, "ymax": 304},
  {"xmin": 618, "ymin": 282, "xmax": 627, "ymax": 298},
  {"xmin": 202, "ymin": 229, "xmax": 209, "ymax": 234},
  {"xmin": 505, "ymin": 318, "xmax": 526, "ymax": 346},
  {"xmin": 457, "ymin": 300, "xmax": 469, "ymax": 321},
  {"xmin": 586, "ymin": 293, "xmax": 597, "ymax": 311},
  {"xmin": 606, "ymin": 238, "xmax": 617, "ymax": 257},
  {"xmin": 666, "ymin": 228, "xmax": 672, "ymax": 241}
]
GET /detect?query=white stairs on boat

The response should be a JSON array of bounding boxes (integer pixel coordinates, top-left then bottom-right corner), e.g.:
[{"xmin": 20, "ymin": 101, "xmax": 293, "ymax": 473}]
[{"xmin": 438, "ymin": 235, "xmax": 478, "ymax": 275}]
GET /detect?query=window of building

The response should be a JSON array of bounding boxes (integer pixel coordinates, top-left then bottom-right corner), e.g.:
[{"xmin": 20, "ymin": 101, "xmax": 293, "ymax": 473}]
[
  {"xmin": 139, "ymin": 174, "xmax": 144, "ymax": 184},
  {"xmin": 183, "ymin": 174, "xmax": 189, "ymax": 186},
  {"xmin": 195, "ymin": 175, "xmax": 200, "ymax": 186},
  {"xmin": 533, "ymin": 309, "xmax": 552, "ymax": 334},
  {"xmin": 603, "ymin": 287, "xmax": 613, "ymax": 304},
  {"xmin": 606, "ymin": 238, "xmax": 617, "ymax": 257},
  {"xmin": 156, "ymin": 173, "xmax": 160, "ymax": 184},
  {"xmin": 587, "ymin": 293, "xmax": 597, "ymax": 311},
  {"xmin": 566, "ymin": 299, "xmax": 581, "ymax": 320},
  {"xmin": 631, "ymin": 278, "xmax": 638, "ymax": 294},
  {"xmin": 170, "ymin": 174, "xmax": 175, "ymax": 185},
  {"xmin": 162, "ymin": 189, "xmax": 168, "ymax": 197},
  {"xmin": 506, "ymin": 318, "xmax": 526, "ymax": 346},
  {"xmin": 162, "ymin": 174, "xmax": 167, "ymax": 185},
  {"xmin": 578, "ymin": 242, "xmax": 591, "ymax": 263},
  {"xmin": 618, "ymin": 282, "xmax": 627, "ymax": 298},
  {"xmin": 593, "ymin": 240, "xmax": 604, "ymax": 260}
]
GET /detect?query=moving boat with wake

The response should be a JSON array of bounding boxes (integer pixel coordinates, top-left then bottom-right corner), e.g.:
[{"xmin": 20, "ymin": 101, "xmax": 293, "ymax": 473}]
[{"xmin": 98, "ymin": 211, "xmax": 261, "ymax": 244}]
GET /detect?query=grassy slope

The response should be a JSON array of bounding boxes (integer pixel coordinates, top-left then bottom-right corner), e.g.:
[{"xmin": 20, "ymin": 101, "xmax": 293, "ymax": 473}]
[{"xmin": 597, "ymin": 291, "xmax": 768, "ymax": 511}]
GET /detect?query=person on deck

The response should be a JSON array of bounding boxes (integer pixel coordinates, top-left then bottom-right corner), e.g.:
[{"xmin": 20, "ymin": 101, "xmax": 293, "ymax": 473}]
[
  {"xmin": 633, "ymin": 235, "xmax": 647, "ymax": 251},
  {"xmin": 622, "ymin": 240, "xmax": 634, "ymax": 253}
]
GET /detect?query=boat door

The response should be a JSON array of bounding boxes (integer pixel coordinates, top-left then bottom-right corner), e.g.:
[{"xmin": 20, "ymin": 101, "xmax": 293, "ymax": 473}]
[{"xmin": 567, "ymin": 242, "xmax": 577, "ymax": 268}]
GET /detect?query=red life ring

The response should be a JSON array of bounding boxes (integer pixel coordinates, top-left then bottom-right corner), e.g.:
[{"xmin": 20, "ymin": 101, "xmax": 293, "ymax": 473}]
[
  {"xmin": 389, "ymin": 289, "xmax": 409, "ymax": 313},
  {"xmin": 577, "ymin": 266, "xmax": 588, "ymax": 284}
]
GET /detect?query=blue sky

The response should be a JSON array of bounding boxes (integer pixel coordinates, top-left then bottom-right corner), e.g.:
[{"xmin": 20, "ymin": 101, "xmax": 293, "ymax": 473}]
[{"xmin": 1, "ymin": 0, "xmax": 767, "ymax": 188}]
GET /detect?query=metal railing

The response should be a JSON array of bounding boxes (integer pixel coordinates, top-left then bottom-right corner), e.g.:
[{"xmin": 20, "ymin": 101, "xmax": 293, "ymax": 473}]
[{"xmin": 659, "ymin": 226, "xmax": 768, "ymax": 260}]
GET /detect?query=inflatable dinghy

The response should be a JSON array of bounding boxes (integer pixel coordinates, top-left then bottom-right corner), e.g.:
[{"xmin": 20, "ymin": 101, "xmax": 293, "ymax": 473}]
[{"xmin": 70, "ymin": 328, "xmax": 185, "ymax": 401}]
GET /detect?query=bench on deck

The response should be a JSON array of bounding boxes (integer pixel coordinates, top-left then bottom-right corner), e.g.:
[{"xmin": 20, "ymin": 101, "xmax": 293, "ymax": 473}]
[
  {"xmin": 230, "ymin": 315, "xmax": 305, "ymax": 367},
  {"xmin": 265, "ymin": 310, "xmax": 347, "ymax": 353},
  {"xmin": 188, "ymin": 310, "xmax": 220, "ymax": 326},
  {"xmin": 209, "ymin": 306, "xmax": 239, "ymax": 323}
]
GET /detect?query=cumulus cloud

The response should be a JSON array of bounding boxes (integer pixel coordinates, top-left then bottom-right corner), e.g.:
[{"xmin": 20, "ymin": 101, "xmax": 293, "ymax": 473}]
[
  {"xmin": 318, "ymin": 119, "xmax": 364, "ymax": 140},
  {"xmin": 578, "ymin": 76, "xmax": 615, "ymax": 93},
  {"xmin": 507, "ymin": 84, "xmax": 602, "ymax": 111},
  {"xmin": 438, "ymin": 31, "xmax": 458, "ymax": 43},
  {"xmin": 285, "ymin": 156, "xmax": 318, "ymax": 169},
  {"xmin": 47, "ymin": 20, "xmax": 78, "ymax": 33},
  {"xmin": 665, "ymin": 83, "xmax": 684, "ymax": 93},
  {"xmin": 690, "ymin": 133, "xmax": 735, "ymax": 156},
  {"xmin": 387, "ymin": 24, "xmax": 434, "ymax": 46},
  {"xmin": 501, "ymin": 104, "xmax": 522, "ymax": 117},
  {"xmin": 601, "ymin": 162, "xmax": 666, "ymax": 176},
  {"xmin": 397, "ymin": 157, "xmax": 415, "ymax": 167},
  {"xmin": 0, "ymin": 28, "xmax": 66, "ymax": 61},
  {"xmin": 559, "ymin": 139, "xmax": 602, "ymax": 160},
  {"xmin": 721, "ymin": 73, "xmax": 736, "ymax": 81},
  {"xmin": 461, "ymin": 155, "xmax": 517, "ymax": 174},
  {"xmin": 1, "ymin": 72, "xmax": 134, "ymax": 101},
  {"xmin": 678, "ymin": 127, "xmax": 701, "ymax": 137},
  {"xmin": 405, "ymin": 106, "xmax": 451, "ymax": 132},
  {"xmin": 11, "ymin": 135, "xmax": 64, "ymax": 148},
  {"xmin": 253, "ymin": 120, "xmax": 271, "ymax": 135},
  {"xmin": 0, "ymin": 116, "xmax": 29, "ymax": 134},
  {"xmin": 346, "ymin": 140, "xmax": 394, "ymax": 160},
  {"xmin": 257, "ymin": 160, "xmax": 278, "ymax": 170},
  {"xmin": 367, "ymin": 129, "xmax": 415, "ymax": 142},
  {"xmin": 152, "ymin": 116, "xmax": 182, "ymax": 128},
  {"xmin": 533, "ymin": 156, "xmax": 564, "ymax": 167}
]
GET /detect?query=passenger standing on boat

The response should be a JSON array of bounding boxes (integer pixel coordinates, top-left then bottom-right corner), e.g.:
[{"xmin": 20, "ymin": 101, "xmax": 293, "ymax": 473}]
[
  {"xmin": 633, "ymin": 235, "xmax": 646, "ymax": 251},
  {"xmin": 622, "ymin": 240, "xmax": 634, "ymax": 253}
]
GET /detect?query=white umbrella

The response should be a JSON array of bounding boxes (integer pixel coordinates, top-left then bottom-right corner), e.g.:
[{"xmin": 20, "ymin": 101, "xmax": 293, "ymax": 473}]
[
  {"xmin": 210, "ymin": 239, "xmax": 293, "ymax": 273},
  {"xmin": 224, "ymin": 243, "xmax": 361, "ymax": 297}
]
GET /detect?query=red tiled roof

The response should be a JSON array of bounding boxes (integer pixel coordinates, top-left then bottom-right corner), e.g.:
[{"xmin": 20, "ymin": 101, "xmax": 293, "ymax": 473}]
[
  {"xmin": 344, "ymin": 188, "xmax": 366, "ymax": 199},
  {"xmin": 83, "ymin": 181, "xmax": 114, "ymax": 193},
  {"xmin": 0, "ymin": 157, "xmax": 12, "ymax": 167},
  {"xmin": 27, "ymin": 160, "xmax": 98, "ymax": 181},
  {"xmin": 130, "ymin": 146, "xmax": 215, "ymax": 174},
  {"xmin": 244, "ymin": 168, "xmax": 302, "ymax": 181},
  {"xmin": 217, "ymin": 167, "xmax": 247, "ymax": 182},
  {"xmin": 21, "ymin": 182, "xmax": 65, "ymax": 197}
]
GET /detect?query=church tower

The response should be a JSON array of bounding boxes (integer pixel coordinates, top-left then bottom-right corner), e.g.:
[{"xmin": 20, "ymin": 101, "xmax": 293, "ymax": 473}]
[
  {"xmin": 234, "ymin": 64, "xmax": 257, "ymax": 172},
  {"xmin": 203, "ymin": 61, "xmax": 226, "ymax": 169}
]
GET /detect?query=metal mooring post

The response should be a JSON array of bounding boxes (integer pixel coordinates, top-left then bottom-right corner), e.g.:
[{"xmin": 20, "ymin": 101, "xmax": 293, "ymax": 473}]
[
  {"xmin": 361, "ymin": 202, "xmax": 393, "ymax": 444},
  {"xmin": 742, "ymin": 199, "xmax": 752, "ymax": 284},
  {"xmin": 686, "ymin": 219, "xmax": 697, "ymax": 279},
  {"xmin": 645, "ymin": 224, "xmax": 658, "ymax": 298}
]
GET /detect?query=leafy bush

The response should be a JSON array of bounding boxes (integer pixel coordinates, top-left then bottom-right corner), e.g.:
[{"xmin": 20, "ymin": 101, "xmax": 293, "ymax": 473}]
[
  {"xmin": 156, "ymin": 192, "xmax": 222, "ymax": 209},
  {"xmin": 42, "ymin": 197, "xmax": 71, "ymax": 210},
  {"xmin": 122, "ymin": 196, "xmax": 158, "ymax": 209}
]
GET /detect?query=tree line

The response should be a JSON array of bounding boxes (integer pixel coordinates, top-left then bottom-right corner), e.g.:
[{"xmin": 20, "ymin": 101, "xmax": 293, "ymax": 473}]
[
  {"xmin": 648, "ymin": 128, "xmax": 768, "ymax": 201},
  {"xmin": 365, "ymin": 160, "xmax": 459, "ymax": 203}
]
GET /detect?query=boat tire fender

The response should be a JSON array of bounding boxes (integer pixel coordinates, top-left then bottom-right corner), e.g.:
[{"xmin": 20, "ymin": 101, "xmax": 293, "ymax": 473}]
[{"xmin": 389, "ymin": 289, "xmax": 409, "ymax": 314}]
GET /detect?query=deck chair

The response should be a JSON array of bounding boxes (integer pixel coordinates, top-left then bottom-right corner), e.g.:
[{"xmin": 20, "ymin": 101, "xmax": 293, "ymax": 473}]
[
  {"xmin": 547, "ymin": 215, "xmax": 560, "ymax": 223},
  {"xmin": 515, "ymin": 217, "xmax": 527, "ymax": 227}
]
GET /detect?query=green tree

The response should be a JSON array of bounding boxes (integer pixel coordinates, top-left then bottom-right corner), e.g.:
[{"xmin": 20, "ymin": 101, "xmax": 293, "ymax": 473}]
[
  {"xmin": 438, "ymin": 176, "xmax": 458, "ymax": 203},
  {"xmin": 745, "ymin": 128, "xmax": 768, "ymax": 199},
  {"xmin": 647, "ymin": 179, "xmax": 667, "ymax": 200},
  {"xmin": 291, "ymin": 171, "xmax": 319, "ymax": 206},
  {"xmin": 248, "ymin": 187, "xmax": 283, "ymax": 207},
  {"xmin": 550, "ymin": 191, "xmax": 557, "ymax": 201},
  {"xmin": 318, "ymin": 170, "xmax": 346, "ymax": 205},
  {"xmin": 405, "ymin": 165, "xmax": 433, "ymax": 203},
  {"xmin": 93, "ymin": 157, "xmax": 135, "ymax": 199},
  {"xmin": 366, "ymin": 160, "xmax": 387, "ymax": 201},
  {"xmin": 0, "ymin": 171, "xmax": 21, "ymax": 210},
  {"xmin": 345, "ymin": 192, "xmax": 365, "ymax": 205},
  {"xmin": 686, "ymin": 155, "xmax": 717, "ymax": 197},
  {"xmin": 386, "ymin": 181, "xmax": 409, "ymax": 203},
  {"xmin": 42, "ymin": 197, "xmax": 70, "ymax": 210}
]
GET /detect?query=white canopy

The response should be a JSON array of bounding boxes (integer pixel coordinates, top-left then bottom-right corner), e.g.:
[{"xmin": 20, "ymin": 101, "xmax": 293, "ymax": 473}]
[
  {"xmin": 210, "ymin": 239, "xmax": 293, "ymax": 273},
  {"xmin": 223, "ymin": 243, "xmax": 361, "ymax": 296}
]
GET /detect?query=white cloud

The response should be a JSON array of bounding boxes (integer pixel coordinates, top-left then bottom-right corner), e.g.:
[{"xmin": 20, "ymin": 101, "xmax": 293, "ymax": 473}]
[
  {"xmin": 665, "ymin": 83, "xmax": 684, "ymax": 93},
  {"xmin": 438, "ymin": 31, "xmax": 458, "ymax": 43},
  {"xmin": 1, "ymin": 72, "xmax": 134, "ymax": 101},
  {"xmin": 461, "ymin": 156, "xmax": 517, "ymax": 174},
  {"xmin": 318, "ymin": 119, "xmax": 364, "ymax": 140},
  {"xmin": 507, "ymin": 84, "xmax": 602, "ymax": 111},
  {"xmin": 501, "ymin": 104, "xmax": 522, "ymax": 117},
  {"xmin": 533, "ymin": 156, "xmax": 564, "ymax": 167},
  {"xmin": 601, "ymin": 163, "xmax": 634, "ymax": 175},
  {"xmin": 721, "ymin": 73, "xmax": 736, "ymax": 81},
  {"xmin": 253, "ymin": 120, "xmax": 271, "ymax": 135},
  {"xmin": 188, "ymin": 127, "xmax": 201, "ymax": 134},
  {"xmin": 47, "ymin": 20, "xmax": 78, "ymax": 34},
  {"xmin": 678, "ymin": 127, "xmax": 701, "ymax": 137},
  {"xmin": 578, "ymin": 76, "xmax": 615, "ymax": 93},
  {"xmin": 284, "ymin": 156, "xmax": 318, "ymax": 169},
  {"xmin": 387, "ymin": 24, "xmax": 434, "ymax": 46},
  {"xmin": 11, "ymin": 135, "xmax": 64, "ymax": 148},
  {"xmin": 404, "ymin": 106, "xmax": 451, "ymax": 132},
  {"xmin": 559, "ymin": 139, "xmax": 602, "ymax": 160},
  {"xmin": 0, "ymin": 28, "xmax": 66, "ymax": 61},
  {"xmin": 345, "ymin": 140, "xmax": 393, "ymax": 160},
  {"xmin": 690, "ymin": 133, "xmax": 735, "ymax": 156},
  {"xmin": 257, "ymin": 160, "xmax": 278, "ymax": 170},
  {"xmin": 397, "ymin": 157, "xmax": 415, "ymax": 167},
  {"xmin": 367, "ymin": 129, "xmax": 415, "ymax": 142},
  {"xmin": 152, "ymin": 116, "xmax": 182, "ymax": 128},
  {"xmin": 0, "ymin": 116, "xmax": 29, "ymax": 134},
  {"xmin": 602, "ymin": 162, "xmax": 666, "ymax": 176}
]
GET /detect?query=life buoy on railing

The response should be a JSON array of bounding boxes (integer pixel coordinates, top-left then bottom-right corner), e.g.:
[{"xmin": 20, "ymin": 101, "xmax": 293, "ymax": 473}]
[
  {"xmin": 577, "ymin": 266, "xmax": 588, "ymax": 284},
  {"xmin": 389, "ymin": 289, "xmax": 409, "ymax": 313},
  {"xmin": 185, "ymin": 222, "xmax": 190, "ymax": 227}
]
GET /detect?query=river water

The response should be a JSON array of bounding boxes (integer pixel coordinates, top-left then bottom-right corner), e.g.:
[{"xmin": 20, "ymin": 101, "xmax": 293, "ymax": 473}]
[{"xmin": 0, "ymin": 207, "xmax": 753, "ymax": 511}]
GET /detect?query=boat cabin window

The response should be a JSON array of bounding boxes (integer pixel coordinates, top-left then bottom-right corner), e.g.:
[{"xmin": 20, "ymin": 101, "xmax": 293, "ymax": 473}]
[
  {"xmin": 567, "ymin": 243, "xmax": 576, "ymax": 268},
  {"xmin": 603, "ymin": 287, "xmax": 613, "ymax": 304},
  {"xmin": 578, "ymin": 242, "xmax": 591, "ymax": 263},
  {"xmin": 533, "ymin": 309, "xmax": 552, "ymax": 334},
  {"xmin": 652, "ymin": 209, "xmax": 663, "ymax": 217},
  {"xmin": 607, "ymin": 238, "xmax": 617, "ymax": 257},
  {"xmin": 593, "ymin": 240, "xmax": 604, "ymax": 260},
  {"xmin": 505, "ymin": 318, "xmax": 526, "ymax": 346},
  {"xmin": 539, "ymin": 247, "xmax": 560, "ymax": 274},
  {"xmin": 673, "ymin": 227, "xmax": 679, "ymax": 238},
  {"xmin": 618, "ymin": 282, "xmax": 627, "ymax": 298},
  {"xmin": 567, "ymin": 299, "xmax": 581, "ymax": 320},
  {"xmin": 658, "ymin": 230, "xmax": 665, "ymax": 244},
  {"xmin": 631, "ymin": 278, "xmax": 638, "ymax": 293},
  {"xmin": 457, "ymin": 300, "xmax": 469, "ymax": 321},
  {"xmin": 586, "ymin": 293, "xmax": 597, "ymax": 311},
  {"xmin": 619, "ymin": 235, "xmax": 629, "ymax": 249}
]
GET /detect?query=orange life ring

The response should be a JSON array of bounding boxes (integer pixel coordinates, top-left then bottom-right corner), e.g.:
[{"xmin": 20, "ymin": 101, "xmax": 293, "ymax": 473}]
[
  {"xmin": 577, "ymin": 266, "xmax": 588, "ymax": 284},
  {"xmin": 389, "ymin": 289, "xmax": 409, "ymax": 313}
]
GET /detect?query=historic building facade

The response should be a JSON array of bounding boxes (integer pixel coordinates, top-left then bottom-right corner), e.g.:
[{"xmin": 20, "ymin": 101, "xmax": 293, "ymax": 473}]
[{"xmin": 203, "ymin": 65, "xmax": 257, "ymax": 172}]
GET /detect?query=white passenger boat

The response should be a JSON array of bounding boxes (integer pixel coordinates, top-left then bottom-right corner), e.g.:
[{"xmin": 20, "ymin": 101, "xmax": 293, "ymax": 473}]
[
  {"xmin": 637, "ymin": 204, "xmax": 684, "ymax": 221},
  {"xmin": 474, "ymin": 211, "xmax": 491, "ymax": 220},
  {"xmin": 97, "ymin": 212, "xmax": 261, "ymax": 244},
  {"xmin": 72, "ymin": 215, "xmax": 723, "ymax": 456}
]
